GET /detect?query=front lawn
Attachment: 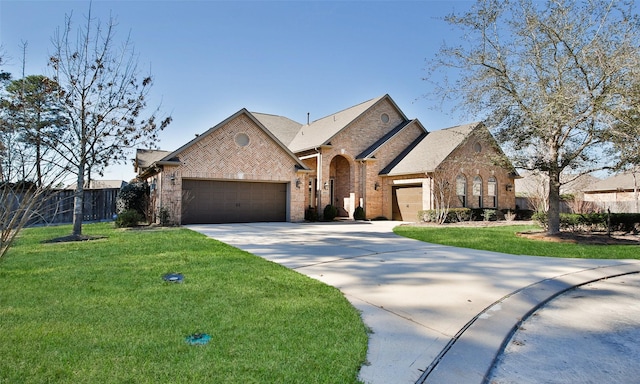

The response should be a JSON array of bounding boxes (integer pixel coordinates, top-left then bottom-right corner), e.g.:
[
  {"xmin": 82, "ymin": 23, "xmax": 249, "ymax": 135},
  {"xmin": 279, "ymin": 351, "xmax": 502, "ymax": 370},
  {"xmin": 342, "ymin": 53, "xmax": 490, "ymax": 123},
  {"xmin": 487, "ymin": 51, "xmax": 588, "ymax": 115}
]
[
  {"xmin": 394, "ymin": 224, "xmax": 640, "ymax": 259},
  {"xmin": 0, "ymin": 223, "xmax": 367, "ymax": 383}
]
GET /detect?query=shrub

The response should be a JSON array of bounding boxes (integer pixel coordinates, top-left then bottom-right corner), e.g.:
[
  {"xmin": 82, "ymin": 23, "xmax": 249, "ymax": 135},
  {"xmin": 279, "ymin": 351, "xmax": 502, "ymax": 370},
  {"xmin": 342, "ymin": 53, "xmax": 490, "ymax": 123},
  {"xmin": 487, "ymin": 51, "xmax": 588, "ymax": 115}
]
[
  {"xmin": 482, "ymin": 209, "xmax": 497, "ymax": 221},
  {"xmin": 323, "ymin": 205, "xmax": 338, "ymax": 221},
  {"xmin": 305, "ymin": 206, "xmax": 319, "ymax": 222},
  {"xmin": 115, "ymin": 209, "xmax": 144, "ymax": 228},
  {"xmin": 353, "ymin": 206, "xmax": 366, "ymax": 220},
  {"xmin": 450, "ymin": 208, "xmax": 472, "ymax": 222},
  {"xmin": 533, "ymin": 212, "xmax": 640, "ymax": 233},
  {"xmin": 418, "ymin": 210, "xmax": 438, "ymax": 222},
  {"xmin": 504, "ymin": 210, "xmax": 517, "ymax": 221},
  {"xmin": 418, "ymin": 208, "xmax": 471, "ymax": 223},
  {"xmin": 116, "ymin": 182, "xmax": 149, "ymax": 218},
  {"xmin": 532, "ymin": 211, "xmax": 547, "ymax": 228},
  {"xmin": 158, "ymin": 207, "xmax": 171, "ymax": 226}
]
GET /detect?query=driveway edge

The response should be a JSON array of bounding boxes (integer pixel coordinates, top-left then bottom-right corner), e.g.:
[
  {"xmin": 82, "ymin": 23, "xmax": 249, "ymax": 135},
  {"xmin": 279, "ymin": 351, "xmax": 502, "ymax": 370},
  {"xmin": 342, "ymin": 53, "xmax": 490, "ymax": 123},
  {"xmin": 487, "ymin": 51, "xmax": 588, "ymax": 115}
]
[{"xmin": 417, "ymin": 261, "xmax": 640, "ymax": 384}]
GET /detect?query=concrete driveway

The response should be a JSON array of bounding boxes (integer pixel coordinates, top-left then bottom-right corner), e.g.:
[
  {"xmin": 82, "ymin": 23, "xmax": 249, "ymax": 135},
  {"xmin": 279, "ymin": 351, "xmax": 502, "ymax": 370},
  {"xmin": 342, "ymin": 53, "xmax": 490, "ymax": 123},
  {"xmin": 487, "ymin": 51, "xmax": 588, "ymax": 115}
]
[{"xmin": 187, "ymin": 221, "xmax": 640, "ymax": 384}]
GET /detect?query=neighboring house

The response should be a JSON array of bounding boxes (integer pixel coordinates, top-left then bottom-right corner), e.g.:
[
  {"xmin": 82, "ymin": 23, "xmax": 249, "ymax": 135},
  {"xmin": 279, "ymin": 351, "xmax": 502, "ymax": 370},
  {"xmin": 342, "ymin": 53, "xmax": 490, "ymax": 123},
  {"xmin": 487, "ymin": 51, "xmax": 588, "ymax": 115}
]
[
  {"xmin": 136, "ymin": 94, "xmax": 518, "ymax": 224},
  {"xmin": 65, "ymin": 180, "xmax": 128, "ymax": 190},
  {"xmin": 515, "ymin": 171, "xmax": 600, "ymax": 212},
  {"xmin": 583, "ymin": 172, "xmax": 640, "ymax": 213}
]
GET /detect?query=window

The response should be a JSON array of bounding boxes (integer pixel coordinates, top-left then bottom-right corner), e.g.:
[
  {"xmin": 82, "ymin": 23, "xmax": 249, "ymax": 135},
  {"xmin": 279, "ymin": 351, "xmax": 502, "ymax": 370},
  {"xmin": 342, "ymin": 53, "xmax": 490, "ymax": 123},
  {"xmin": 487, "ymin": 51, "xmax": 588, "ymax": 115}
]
[
  {"xmin": 235, "ymin": 132, "xmax": 250, "ymax": 147},
  {"xmin": 308, "ymin": 178, "xmax": 316, "ymax": 208},
  {"xmin": 473, "ymin": 176, "xmax": 483, "ymax": 208},
  {"xmin": 381, "ymin": 113, "xmax": 390, "ymax": 123},
  {"xmin": 456, "ymin": 175, "xmax": 467, "ymax": 207},
  {"xmin": 474, "ymin": 142, "xmax": 482, "ymax": 153},
  {"xmin": 488, "ymin": 177, "xmax": 497, "ymax": 208},
  {"xmin": 329, "ymin": 179, "xmax": 335, "ymax": 206}
]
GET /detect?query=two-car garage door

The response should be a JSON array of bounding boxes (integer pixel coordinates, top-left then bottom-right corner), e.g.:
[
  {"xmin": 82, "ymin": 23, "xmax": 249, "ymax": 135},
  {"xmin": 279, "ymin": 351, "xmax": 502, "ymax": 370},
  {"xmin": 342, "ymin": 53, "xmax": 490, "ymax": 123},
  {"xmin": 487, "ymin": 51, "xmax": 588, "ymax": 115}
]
[{"xmin": 181, "ymin": 180, "xmax": 287, "ymax": 224}]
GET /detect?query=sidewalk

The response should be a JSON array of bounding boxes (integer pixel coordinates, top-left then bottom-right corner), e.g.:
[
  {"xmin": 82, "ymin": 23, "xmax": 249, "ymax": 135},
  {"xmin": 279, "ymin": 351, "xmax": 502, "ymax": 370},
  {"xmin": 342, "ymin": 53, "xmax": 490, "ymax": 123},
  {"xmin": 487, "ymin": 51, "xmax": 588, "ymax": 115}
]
[{"xmin": 188, "ymin": 221, "xmax": 640, "ymax": 384}]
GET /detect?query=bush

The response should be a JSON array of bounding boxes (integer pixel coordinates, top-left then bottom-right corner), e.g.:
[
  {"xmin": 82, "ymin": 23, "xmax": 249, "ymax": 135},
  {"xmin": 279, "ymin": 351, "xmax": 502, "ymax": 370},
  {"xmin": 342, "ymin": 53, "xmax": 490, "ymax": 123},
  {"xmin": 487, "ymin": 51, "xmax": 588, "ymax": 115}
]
[
  {"xmin": 504, "ymin": 209, "xmax": 517, "ymax": 221},
  {"xmin": 305, "ymin": 206, "xmax": 319, "ymax": 222},
  {"xmin": 158, "ymin": 207, "xmax": 171, "ymax": 226},
  {"xmin": 533, "ymin": 212, "xmax": 640, "ymax": 233},
  {"xmin": 450, "ymin": 208, "xmax": 472, "ymax": 222},
  {"xmin": 418, "ymin": 208, "xmax": 471, "ymax": 223},
  {"xmin": 482, "ymin": 209, "xmax": 497, "ymax": 221},
  {"xmin": 115, "ymin": 209, "xmax": 144, "ymax": 228},
  {"xmin": 611, "ymin": 213, "xmax": 640, "ymax": 233},
  {"xmin": 117, "ymin": 182, "xmax": 149, "ymax": 218},
  {"xmin": 323, "ymin": 205, "xmax": 338, "ymax": 221},
  {"xmin": 353, "ymin": 206, "xmax": 366, "ymax": 220}
]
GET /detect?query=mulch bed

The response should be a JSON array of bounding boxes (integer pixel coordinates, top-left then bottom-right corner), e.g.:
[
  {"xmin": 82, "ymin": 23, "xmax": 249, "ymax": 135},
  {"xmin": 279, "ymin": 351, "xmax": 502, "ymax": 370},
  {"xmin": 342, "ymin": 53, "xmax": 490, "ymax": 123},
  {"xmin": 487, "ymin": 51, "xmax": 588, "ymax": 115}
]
[
  {"xmin": 517, "ymin": 231, "xmax": 640, "ymax": 245},
  {"xmin": 43, "ymin": 234, "xmax": 107, "ymax": 244}
]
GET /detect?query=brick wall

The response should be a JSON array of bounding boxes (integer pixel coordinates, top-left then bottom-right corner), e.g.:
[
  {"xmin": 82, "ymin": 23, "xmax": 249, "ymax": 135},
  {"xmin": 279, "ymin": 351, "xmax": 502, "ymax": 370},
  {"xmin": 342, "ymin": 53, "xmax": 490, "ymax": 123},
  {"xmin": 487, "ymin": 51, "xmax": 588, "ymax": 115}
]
[
  {"xmin": 363, "ymin": 121, "xmax": 425, "ymax": 219},
  {"xmin": 315, "ymin": 98, "xmax": 409, "ymax": 218},
  {"xmin": 152, "ymin": 113, "xmax": 305, "ymax": 223},
  {"xmin": 436, "ymin": 128, "xmax": 516, "ymax": 211}
]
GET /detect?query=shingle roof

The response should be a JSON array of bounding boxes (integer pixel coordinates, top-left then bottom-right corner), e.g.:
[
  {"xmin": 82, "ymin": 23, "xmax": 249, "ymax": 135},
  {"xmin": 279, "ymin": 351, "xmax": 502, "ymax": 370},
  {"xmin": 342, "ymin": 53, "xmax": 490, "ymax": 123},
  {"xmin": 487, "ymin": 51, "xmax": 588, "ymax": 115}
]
[
  {"xmin": 356, "ymin": 120, "xmax": 417, "ymax": 159},
  {"xmin": 585, "ymin": 172, "xmax": 639, "ymax": 192},
  {"xmin": 153, "ymin": 109, "xmax": 310, "ymax": 172},
  {"xmin": 287, "ymin": 95, "xmax": 388, "ymax": 153},
  {"xmin": 381, "ymin": 122, "xmax": 480, "ymax": 176},
  {"xmin": 135, "ymin": 149, "xmax": 172, "ymax": 172},
  {"xmin": 65, "ymin": 180, "xmax": 127, "ymax": 190},
  {"xmin": 251, "ymin": 112, "xmax": 303, "ymax": 147}
]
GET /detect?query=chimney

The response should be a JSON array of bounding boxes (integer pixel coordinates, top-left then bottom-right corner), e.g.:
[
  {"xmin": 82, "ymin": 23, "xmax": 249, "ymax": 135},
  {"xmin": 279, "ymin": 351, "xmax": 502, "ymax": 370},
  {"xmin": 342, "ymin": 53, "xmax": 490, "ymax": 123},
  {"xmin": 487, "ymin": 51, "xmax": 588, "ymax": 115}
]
[{"xmin": 307, "ymin": 112, "xmax": 310, "ymax": 125}]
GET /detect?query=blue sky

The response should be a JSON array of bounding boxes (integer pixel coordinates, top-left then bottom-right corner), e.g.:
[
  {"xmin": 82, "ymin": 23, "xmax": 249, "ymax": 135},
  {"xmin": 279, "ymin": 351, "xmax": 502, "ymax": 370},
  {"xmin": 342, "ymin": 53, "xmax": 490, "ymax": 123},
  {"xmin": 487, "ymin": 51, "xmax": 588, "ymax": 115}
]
[{"xmin": 1, "ymin": 0, "xmax": 474, "ymax": 181}]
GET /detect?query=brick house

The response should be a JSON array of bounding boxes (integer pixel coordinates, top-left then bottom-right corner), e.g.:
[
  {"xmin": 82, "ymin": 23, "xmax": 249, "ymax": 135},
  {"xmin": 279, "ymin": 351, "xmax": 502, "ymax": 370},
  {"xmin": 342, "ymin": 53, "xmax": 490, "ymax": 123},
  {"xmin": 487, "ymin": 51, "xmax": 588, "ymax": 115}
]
[
  {"xmin": 583, "ymin": 172, "xmax": 639, "ymax": 213},
  {"xmin": 135, "ymin": 94, "xmax": 518, "ymax": 224}
]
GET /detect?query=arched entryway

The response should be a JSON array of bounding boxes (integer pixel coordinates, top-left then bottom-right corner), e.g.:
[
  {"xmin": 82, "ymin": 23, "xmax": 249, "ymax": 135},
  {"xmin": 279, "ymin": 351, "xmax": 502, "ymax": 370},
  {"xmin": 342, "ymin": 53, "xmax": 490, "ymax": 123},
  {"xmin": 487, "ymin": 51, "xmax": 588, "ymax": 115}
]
[{"xmin": 329, "ymin": 155, "xmax": 353, "ymax": 218}]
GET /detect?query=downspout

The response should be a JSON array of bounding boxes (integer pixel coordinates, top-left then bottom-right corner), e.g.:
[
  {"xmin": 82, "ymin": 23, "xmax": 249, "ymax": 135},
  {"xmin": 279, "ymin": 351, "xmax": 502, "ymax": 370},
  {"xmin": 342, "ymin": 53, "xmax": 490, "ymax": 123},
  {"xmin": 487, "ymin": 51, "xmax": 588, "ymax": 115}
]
[
  {"xmin": 299, "ymin": 150, "xmax": 322, "ymax": 209},
  {"xmin": 360, "ymin": 160, "xmax": 366, "ymax": 212},
  {"xmin": 316, "ymin": 149, "xmax": 322, "ymax": 210}
]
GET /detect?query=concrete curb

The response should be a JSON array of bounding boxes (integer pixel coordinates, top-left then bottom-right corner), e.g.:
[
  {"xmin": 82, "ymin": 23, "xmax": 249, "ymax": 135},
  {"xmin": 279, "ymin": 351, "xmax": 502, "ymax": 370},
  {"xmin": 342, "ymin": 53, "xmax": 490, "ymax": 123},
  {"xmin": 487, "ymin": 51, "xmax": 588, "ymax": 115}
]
[{"xmin": 417, "ymin": 262, "xmax": 640, "ymax": 384}]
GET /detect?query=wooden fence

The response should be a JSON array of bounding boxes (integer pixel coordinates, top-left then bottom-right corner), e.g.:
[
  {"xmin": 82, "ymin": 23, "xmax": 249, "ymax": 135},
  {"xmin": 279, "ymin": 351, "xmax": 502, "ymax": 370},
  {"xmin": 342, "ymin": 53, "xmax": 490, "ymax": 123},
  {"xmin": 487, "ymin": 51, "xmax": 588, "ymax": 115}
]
[{"xmin": 15, "ymin": 188, "xmax": 120, "ymax": 226}]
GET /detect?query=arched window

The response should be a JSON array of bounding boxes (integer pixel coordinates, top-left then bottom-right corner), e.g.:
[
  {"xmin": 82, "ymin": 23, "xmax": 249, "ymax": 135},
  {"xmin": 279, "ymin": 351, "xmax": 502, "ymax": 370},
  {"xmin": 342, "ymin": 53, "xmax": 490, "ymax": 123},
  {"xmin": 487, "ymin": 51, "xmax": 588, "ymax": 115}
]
[
  {"xmin": 456, "ymin": 175, "xmax": 467, "ymax": 207},
  {"xmin": 488, "ymin": 176, "xmax": 497, "ymax": 208},
  {"xmin": 473, "ymin": 176, "xmax": 483, "ymax": 208}
]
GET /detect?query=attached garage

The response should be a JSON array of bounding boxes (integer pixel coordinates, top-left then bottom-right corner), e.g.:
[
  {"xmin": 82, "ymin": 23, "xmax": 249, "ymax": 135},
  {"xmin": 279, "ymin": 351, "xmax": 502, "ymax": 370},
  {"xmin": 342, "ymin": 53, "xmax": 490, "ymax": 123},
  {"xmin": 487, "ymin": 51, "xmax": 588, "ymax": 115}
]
[
  {"xmin": 182, "ymin": 180, "xmax": 288, "ymax": 224},
  {"xmin": 392, "ymin": 185, "xmax": 422, "ymax": 221}
]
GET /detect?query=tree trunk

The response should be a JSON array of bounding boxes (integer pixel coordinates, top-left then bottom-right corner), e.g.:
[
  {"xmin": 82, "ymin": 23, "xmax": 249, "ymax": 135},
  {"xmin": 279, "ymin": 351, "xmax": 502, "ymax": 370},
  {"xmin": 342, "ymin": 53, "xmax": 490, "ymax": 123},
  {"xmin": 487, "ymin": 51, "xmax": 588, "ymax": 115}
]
[
  {"xmin": 547, "ymin": 169, "xmax": 561, "ymax": 235},
  {"xmin": 633, "ymin": 172, "xmax": 638, "ymax": 214},
  {"xmin": 72, "ymin": 162, "xmax": 85, "ymax": 236}
]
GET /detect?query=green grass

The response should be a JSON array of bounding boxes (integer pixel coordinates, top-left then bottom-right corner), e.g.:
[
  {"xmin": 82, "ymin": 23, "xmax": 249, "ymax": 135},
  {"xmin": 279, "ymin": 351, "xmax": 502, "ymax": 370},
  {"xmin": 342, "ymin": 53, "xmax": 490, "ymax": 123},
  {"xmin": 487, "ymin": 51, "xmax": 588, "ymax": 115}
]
[
  {"xmin": 394, "ymin": 224, "xmax": 640, "ymax": 259},
  {"xmin": 0, "ymin": 223, "xmax": 367, "ymax": 384}
]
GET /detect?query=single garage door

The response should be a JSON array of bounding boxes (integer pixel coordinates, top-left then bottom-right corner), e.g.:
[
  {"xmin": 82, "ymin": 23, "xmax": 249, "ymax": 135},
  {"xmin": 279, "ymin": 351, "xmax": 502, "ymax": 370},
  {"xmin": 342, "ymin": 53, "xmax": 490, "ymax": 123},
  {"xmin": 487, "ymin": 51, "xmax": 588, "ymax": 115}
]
[
  {"xmin": 182, "ymin": 180, "xmax": 287, "ymax": 224},
  {"xmin": 392, "ymin": 185, "xmax": 423, "ymax": 221}
]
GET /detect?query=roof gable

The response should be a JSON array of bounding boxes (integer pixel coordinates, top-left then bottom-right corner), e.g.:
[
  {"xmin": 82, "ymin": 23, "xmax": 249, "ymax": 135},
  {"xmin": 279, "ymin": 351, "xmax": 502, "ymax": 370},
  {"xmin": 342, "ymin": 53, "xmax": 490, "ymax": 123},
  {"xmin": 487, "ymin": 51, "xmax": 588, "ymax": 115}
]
[
  {"xmin": 135, "ymin": 149, "xmax": 172, "ymax": 173},
  {"xmin": 144, "ymin": 109, "xmax": 309, "ymax": 173},
  {"xmin": 382, "ymin": 122, "xmax": 480, "ymax": 175},
  {"xmin": 357, "ymin": 119, "xmax": 425, "ymax": 160},
  {"xmin": 287, "ymin": 94, "xmax": 407, "ymax": 153}
]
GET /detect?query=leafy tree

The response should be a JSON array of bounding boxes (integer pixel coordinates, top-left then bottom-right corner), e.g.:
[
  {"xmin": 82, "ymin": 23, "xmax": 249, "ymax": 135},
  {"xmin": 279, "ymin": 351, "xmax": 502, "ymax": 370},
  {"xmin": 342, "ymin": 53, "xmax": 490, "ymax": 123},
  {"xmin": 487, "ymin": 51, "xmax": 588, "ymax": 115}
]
[
  {"xmin": 0, "ymin": 50, "xmax": 12, "ymax": 181},
  {"xmin": 0, "ymin": 55, "xmax": 67, "ymax": 260},
  {"xmin": 48, "ymin": 7, "xmax": 171, "ymax": 237},
  {"xmin": 2, "ymin": 75, "xmax": 67, "ymax": 186},
  {"xmin": 427, "ymin": 0, "xmax": 640, "ymax": 234}
]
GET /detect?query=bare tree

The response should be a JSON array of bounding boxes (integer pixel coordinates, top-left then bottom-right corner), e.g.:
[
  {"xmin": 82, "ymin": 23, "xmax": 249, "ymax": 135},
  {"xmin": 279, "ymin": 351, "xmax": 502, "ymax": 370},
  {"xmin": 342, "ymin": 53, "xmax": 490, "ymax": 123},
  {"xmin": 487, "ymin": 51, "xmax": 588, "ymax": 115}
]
[
  {"xmin": 48, "ymin": 7, "xmax": 171, "ymax": 237},
  {"xmin": 427, "ymin": 0, "xmax": 640, "ymax": 234}
]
